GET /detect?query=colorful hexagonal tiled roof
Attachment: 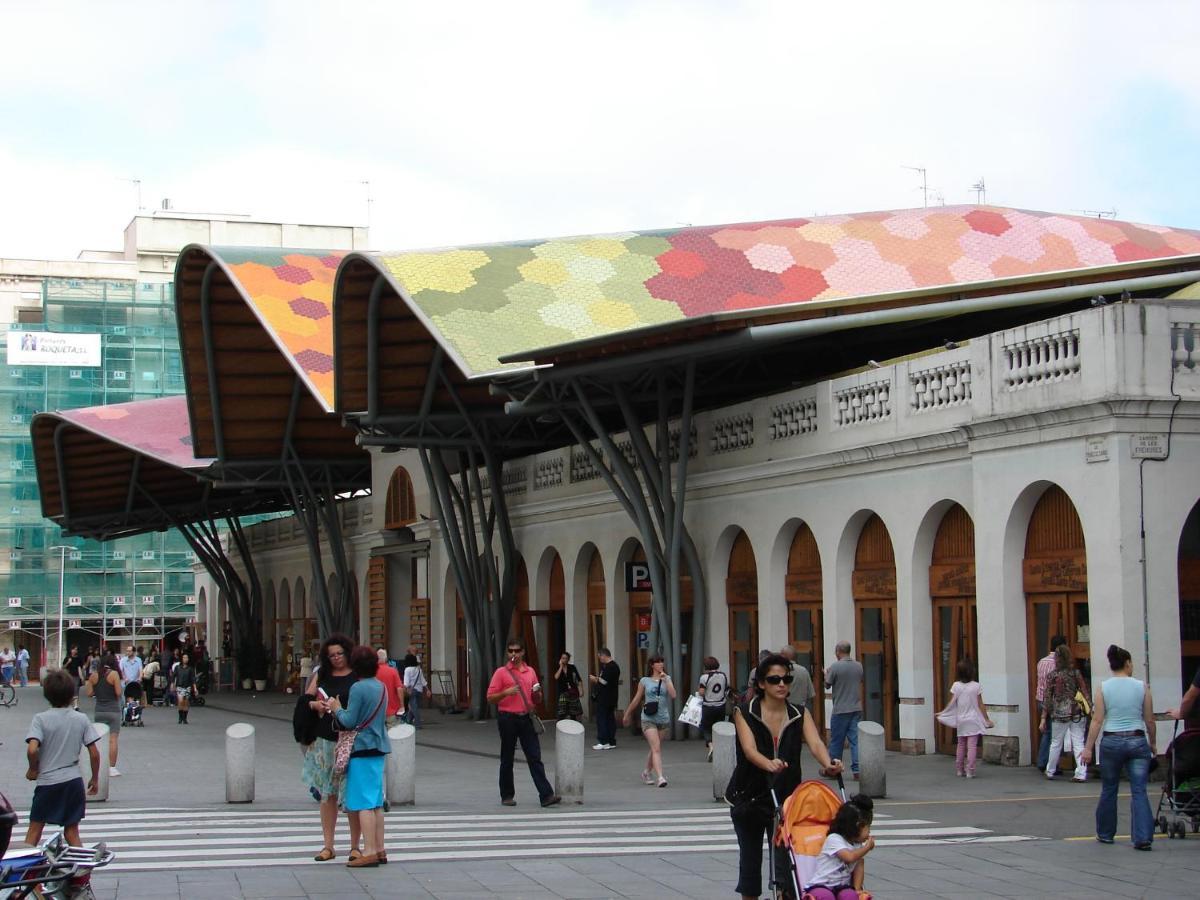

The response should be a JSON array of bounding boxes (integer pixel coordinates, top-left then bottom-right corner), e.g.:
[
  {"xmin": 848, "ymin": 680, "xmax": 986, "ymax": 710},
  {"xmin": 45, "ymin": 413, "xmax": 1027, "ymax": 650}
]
[
  {"xmin": 53, "ymin": 395, "xmax": 208, "ymax": 470},
  {"xmin": 368, "ymin": 206, "xmax": 1200, "ymax": 375},
  {"xmin": 211, "ymin": 247, "xmax": 346, "ymax": 409}
]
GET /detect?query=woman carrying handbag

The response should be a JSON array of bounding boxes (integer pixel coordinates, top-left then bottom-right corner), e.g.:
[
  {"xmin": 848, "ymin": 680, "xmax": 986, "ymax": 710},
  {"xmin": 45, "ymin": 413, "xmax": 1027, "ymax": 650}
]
[
  {"xmin": 623, "ymin": 655, "xmax": 676, "ymax": 787},
  {"xmin": 555, "ymin": 652, "xmax": 583, "ymax": 721}
]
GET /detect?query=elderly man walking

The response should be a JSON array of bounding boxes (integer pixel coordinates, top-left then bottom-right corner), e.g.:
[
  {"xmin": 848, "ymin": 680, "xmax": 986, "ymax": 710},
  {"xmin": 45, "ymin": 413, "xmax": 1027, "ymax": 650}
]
[{"xmin": 824, "ymin": 641, "xmax": 864, "ymax": 779}]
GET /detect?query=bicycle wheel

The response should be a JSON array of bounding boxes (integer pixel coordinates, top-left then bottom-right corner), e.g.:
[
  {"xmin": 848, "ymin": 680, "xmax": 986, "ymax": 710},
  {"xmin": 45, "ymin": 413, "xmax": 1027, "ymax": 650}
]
[{"xmin": 0, "ymin": 683, "xmax": 15, "ymax": 707}]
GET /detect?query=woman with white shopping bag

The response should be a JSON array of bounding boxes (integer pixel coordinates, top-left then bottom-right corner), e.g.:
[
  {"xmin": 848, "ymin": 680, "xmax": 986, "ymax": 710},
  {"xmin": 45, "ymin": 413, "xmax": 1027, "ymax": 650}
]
[
  {"xmin": 1041, "ymin": 644, "xmax": 1090, "ymax": 781},
  {"xmin": 935, "ymin": 657, "xmax": 993, "ymax": 778}
]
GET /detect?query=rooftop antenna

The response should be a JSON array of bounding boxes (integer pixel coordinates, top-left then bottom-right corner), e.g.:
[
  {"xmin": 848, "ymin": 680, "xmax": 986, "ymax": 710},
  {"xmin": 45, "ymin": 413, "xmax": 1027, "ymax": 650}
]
[
  {"xmin": 121, "ymin": 177, "xmax": 143, "ymax": 211},
  {"xmin": 361, "ymin": 180, "xmax": 373, "ymax": 229},
  {"xmin": 902, "ymin": 165, "xmax": 928, "ymax": 207},
  {"xmin": 1071, "ymin": 208, "xmax": 1118, "ymax": 219},
  {"xmin": 970, "ymin": 177, "xmax": 987, "ymax": 205}
]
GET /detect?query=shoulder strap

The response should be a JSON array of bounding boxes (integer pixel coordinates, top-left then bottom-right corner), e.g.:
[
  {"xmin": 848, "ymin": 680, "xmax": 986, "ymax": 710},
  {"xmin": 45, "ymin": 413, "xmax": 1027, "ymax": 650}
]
[
  {"xmin": 506, "ymin": 666, "xmax": 535, "ymax": 715},
  {"xmin": 355, "ymin": 684, "xmax": 387, "ymax": 732}
]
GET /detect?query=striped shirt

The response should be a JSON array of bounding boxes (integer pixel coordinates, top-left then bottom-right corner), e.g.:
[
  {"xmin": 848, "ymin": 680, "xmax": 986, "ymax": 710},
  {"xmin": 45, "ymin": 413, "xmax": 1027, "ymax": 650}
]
[{"xmin": 1035, "ymin": 654, "xmax": 1056, "ymax": 703}]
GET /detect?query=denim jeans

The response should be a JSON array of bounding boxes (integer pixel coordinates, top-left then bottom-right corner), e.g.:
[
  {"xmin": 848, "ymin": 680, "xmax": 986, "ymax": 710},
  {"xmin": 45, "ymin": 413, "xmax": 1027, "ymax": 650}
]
[
  {"xmin": 830, "ymin": 711, "xmax": 861, "ymax": 772},
  {"xmin": 497, "ymin": 712, "xmax": 554, "ymax": 801},
  {"xmin": 17, "ymin": 662, "xmax": 28, "ymax": 686},
  {"xmin": 1036, "ymin": 702, "xmax": 1053, "ymax": 770},
  {"xmin": 1096, "ymin": 732, "xmax": 1154, "ymax": 846},
  {"xmin": 595, "ymin": 704, "xmax": 617, "ymax": 746}
]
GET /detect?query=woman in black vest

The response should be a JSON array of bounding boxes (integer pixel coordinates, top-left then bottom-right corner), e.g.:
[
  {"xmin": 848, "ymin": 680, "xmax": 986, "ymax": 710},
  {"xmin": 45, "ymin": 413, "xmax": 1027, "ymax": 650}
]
[{"xmin": 728, "ymin": 652, "xmax": 843, "ymax": 900}]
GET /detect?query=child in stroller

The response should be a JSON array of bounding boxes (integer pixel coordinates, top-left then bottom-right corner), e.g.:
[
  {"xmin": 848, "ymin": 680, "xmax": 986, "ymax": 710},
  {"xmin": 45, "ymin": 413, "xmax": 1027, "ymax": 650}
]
[
  {"xmin": 121, "ymin": 699, "xmax": 143, "ymax": 728},
  {"xmin": 776, "ymin": 780, "xmax": 874, "ymax": 900},
  {"xmin": 1156, "ymin": 721, "xmax": 1200, "ymax": 839}
]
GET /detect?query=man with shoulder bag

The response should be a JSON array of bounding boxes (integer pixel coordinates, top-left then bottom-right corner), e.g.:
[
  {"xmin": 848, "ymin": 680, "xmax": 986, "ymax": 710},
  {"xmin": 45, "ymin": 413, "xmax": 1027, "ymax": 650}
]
[{"xmin": 485, "ymin": 638, "xmax": 561, "ymax": 808}]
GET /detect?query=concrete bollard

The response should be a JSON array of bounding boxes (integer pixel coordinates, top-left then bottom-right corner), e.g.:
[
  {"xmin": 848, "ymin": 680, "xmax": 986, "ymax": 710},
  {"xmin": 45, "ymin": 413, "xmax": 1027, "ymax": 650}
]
[
  {"xmin": 386, "ymin": 723, "xmax": 416, "ymax": 806},
  {"xmin": 554, "ymin": 719, "xmax": 585, "ymax": 804},
  {"xmin": 81, "ymin": 722, "xmax": 109, "ymax": 802},
  {"xmin": 857, "ymin": 720, "xmax": 886, "ymax": 798},
  {"xmin": 225, "ymin": 722, "xmax": 255, "ymax": 803},
  {"xmin": 712, "ymin": 721, "xmax": 737, "ymax": 801}
]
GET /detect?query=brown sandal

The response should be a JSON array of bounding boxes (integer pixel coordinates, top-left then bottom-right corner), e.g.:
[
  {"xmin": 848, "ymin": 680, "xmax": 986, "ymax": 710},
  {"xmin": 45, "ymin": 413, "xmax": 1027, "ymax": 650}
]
[
  {"xmin": 377, "ymin": 851, "xmax": 388, "ymax": 865},
  {"xmin": 348, "ymin": 849, "xmax": 363, "ymax": 862},
  {"xmin": 313, "ymin": 847, "xmax": 335, "ymax": 862}
]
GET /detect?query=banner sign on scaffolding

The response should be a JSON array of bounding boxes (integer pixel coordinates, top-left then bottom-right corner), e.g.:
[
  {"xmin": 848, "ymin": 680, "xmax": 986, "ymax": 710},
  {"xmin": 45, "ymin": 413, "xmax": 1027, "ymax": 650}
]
[{"xmin": 7, "ymin": 332, "xmax": 101, "ymax": 367}]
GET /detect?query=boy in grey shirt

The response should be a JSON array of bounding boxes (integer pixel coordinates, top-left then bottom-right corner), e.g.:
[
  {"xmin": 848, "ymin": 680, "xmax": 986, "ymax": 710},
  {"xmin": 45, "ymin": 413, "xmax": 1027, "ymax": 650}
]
[
  {"xmin": 25, "ymin": 669, "xmax": 101, "ymax": 847},
  {"xmin": 824, "ymin": 641, "xmax": 864, "ymax": 777}
]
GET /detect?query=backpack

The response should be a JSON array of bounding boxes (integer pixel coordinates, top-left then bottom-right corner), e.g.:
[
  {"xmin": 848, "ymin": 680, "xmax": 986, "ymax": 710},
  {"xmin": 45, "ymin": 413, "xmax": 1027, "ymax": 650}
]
[{"xmin": 702, "ymin": 671, "xmax": 728, "ymax": 706}]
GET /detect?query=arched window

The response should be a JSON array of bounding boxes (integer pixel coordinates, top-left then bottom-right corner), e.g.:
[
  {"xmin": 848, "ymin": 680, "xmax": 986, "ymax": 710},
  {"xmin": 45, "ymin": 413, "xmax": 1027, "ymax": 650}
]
[{"xmin": 385, "ymin": 467, "xmax": 416, "ymax": 530}]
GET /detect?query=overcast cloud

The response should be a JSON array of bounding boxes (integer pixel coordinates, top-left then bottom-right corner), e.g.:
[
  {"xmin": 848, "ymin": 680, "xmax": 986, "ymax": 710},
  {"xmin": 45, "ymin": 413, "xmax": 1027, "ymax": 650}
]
[{"xmin": 2, "ymin": 0, "xmax": 1198, "ymax": 259}]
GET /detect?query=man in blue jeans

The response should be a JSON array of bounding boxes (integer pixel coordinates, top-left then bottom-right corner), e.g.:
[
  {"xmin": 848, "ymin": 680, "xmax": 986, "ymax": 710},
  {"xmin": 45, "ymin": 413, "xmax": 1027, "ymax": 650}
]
[{"xmin": 825, "ymin": 641, "xmax": 864, "ymax": 779}]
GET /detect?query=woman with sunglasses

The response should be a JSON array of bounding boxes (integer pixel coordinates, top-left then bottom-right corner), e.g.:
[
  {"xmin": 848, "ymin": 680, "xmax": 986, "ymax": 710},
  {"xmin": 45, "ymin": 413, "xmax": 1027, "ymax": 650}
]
[
  {"xmin": 302, "ymin": 633, "xmax": 362, "ymax": 862},
  {"xmin": 728, "ymin": 652, "xmax": 843, "ymax": 900},
  {"xmin": 622, "ymin": 654, "xmax": 676, "ymax": 787}
]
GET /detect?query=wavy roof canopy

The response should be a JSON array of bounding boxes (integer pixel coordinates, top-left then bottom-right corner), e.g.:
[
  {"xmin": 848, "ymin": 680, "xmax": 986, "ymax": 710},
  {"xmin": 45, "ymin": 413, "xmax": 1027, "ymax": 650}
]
[
  {"xmin": 175, "ymin": 245, "xmax": 368, "ymax": 471},
  {"xmin": 360, "ymin": 206, "xmax": 1200, "ymax": 373},
  {"xmin": 31, "ymin": 396, "xmax": 283, "ymax": 539}
]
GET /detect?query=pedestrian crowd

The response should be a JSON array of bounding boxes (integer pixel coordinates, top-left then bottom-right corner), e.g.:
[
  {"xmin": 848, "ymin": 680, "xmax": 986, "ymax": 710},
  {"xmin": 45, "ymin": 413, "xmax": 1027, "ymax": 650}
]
[{"xmin": 10, "ymin": 625, "xmax": 1188, "ymax": 896}]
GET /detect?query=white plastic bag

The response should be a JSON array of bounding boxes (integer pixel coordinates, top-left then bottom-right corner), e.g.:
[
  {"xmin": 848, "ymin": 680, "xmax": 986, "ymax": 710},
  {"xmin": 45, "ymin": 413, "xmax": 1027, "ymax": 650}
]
[{"xmin": 678, "ymin": 693, "xmax": 704, "ymax": 727}]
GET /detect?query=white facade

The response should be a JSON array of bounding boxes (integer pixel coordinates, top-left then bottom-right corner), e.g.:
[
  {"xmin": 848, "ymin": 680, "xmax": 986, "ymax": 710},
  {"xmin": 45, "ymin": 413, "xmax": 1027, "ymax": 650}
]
[{"xmin": 202, "ymin": 299, "xmax": 1200, "ymax": 762}]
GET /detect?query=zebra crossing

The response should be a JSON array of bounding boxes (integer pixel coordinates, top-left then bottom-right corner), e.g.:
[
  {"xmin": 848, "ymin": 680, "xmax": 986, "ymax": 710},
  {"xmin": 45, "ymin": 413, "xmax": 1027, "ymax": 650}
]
[{"xmin": 16, "ymin": 805, "xmax": 1039, "ymax": 872}]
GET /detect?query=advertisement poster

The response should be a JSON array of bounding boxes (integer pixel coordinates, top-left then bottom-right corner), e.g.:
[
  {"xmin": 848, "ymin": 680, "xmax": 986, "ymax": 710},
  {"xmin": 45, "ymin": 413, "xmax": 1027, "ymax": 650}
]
[{"xmin": 7, "ymin": 331, "xmax": 101, "ymax": 367}]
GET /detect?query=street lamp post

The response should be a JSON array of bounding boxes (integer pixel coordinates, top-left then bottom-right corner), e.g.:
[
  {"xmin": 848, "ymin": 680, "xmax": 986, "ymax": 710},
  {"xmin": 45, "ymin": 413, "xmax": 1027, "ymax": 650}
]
[{"xmin": 50, "ymin": 545, "xmax": 71, "ymax": 669}]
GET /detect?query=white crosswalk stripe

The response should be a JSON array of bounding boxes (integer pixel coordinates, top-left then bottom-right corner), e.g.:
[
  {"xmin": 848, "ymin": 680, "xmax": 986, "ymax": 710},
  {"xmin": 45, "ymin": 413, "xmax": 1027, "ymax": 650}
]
[{"xmin": 14, "ymin": 805, "xmax": 1039, "ymax": 872}]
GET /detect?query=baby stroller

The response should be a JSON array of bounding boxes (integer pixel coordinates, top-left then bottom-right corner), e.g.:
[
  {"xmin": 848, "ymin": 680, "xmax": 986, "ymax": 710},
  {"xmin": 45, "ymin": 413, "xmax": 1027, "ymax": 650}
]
[
  {"xmin": 122, "ymin": 699, "xmax": 143, "ymax": 727},
  {"xmin": 1156, "ymin": 721, "xmax": 1200, "ymax": 839},
  {"xmin": 775, "ymin": 776, "xmax": 870, "ymax": 900}
]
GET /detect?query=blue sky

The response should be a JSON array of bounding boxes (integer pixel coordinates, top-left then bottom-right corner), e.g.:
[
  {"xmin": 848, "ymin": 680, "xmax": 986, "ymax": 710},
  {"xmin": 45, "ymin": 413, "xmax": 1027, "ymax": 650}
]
[{"xmin": 2, "ymin": 0, "xmax": 1198, "ymax": 258}]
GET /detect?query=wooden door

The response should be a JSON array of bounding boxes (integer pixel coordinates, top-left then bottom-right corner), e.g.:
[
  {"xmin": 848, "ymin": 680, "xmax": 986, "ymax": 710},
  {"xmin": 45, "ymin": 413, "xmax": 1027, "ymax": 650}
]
[
  {"xmin": 729, "ymin": 606, "xmax": 759, "ymax": 699},
  {"xmin": 856, "ymin": 599, "xmax": 899, "ymax": 749},
  {"xmin": 789, "ymin": 602, "xmax": 824, "ymax": 734},
  {"xmin": 933, "ymin": 598, "xmax": 978, "ymax": 753},
  {"xmin": 854, "ymin": 515, "xmax": 900, "ymax": 749},
  {"xmin": 786, "ymin": 523, "xmax": 824, "ymax": 734}
]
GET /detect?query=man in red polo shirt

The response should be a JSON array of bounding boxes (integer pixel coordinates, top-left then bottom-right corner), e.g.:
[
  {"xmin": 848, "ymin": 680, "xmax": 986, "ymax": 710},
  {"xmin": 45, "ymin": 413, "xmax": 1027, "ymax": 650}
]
[{"xmin": 485, "ymin": 638, "xmax": 561, "ymax": 808}]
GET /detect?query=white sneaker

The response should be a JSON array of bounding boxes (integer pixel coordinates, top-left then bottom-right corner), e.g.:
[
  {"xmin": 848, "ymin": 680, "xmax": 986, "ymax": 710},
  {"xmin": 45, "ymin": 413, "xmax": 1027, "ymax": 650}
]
[
  {"xmin": 109, "ymin": 767, "xmax": 121, "ymax": 777},
  {"xmin": 592, "ymin": 743, "xmax": 606, "ymax": 750},
  {"xmin": 604, "ymin": 744, "xmax": 616, "ymax": 750}
]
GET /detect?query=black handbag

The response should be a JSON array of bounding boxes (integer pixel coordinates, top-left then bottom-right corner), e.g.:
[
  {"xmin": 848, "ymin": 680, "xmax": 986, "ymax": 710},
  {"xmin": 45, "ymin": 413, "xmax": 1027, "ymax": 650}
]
[{"xmin": 643, "ymin": 679, "xmax": 663, "ymax": 717}]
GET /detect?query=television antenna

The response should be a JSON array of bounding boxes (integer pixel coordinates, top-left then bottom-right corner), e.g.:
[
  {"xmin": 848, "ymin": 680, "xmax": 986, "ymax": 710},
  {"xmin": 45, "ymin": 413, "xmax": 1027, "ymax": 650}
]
[
  {"xmin": 970, "ymin": 177, "xmax": 987, "ymax": 205},
  {"xmin": 1071, "ymin": 208, "xmax": 1118, "ymax": 219},
  {"xmin": 361, "ymin": 180, "xmax": 373, "ymax": 229},
  {"xmin": 902, "ymin": 165, "xmax": 928, "ymax": 207},
  {"xmin": 121, "ymin": 177, "xmax": 143, "ymax": 211}
]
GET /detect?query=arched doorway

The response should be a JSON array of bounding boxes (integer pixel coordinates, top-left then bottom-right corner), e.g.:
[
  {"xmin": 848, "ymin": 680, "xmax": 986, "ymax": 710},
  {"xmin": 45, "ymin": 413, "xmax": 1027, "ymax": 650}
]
[
  {"xmin": 447, "ymin": 573, "xmax": 469, "ymax": 710},
  {"xmin": 1024, "ymin": 485, "xmax": 1090, "ymax": 760},
  {"xmin": 785, "ymin": 523, "xmax": 824, "ymax": 736},
  {"xmin": 519, "ymin": 550, "xmax": 566, "ymax": 718},
  {"xmin": 728, "ymin": 530, "xmax": 759, "ymax": 697},
  {"xmin": 854, "ymin": 514, "xmax": 899, "ymax": 750},
  {"xmin": 1178, "ymin": 502, "xmax": 1200, "ymax": 722},
  {"xmin": 930, "ymin": 504, "xmax": 978, "ymax": 754}
]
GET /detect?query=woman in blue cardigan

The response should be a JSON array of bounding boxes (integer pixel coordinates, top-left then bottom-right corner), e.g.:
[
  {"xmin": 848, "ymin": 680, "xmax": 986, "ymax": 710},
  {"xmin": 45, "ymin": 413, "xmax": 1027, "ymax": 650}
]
[{"xmin": 327, "ymin": 645, "xmax": 390, "ymax": 867}]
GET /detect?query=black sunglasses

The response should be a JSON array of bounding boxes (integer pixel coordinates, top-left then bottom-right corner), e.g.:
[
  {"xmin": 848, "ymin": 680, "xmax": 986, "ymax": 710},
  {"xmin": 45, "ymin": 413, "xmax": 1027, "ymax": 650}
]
[
  {"xmin": 507, "ymin": 647, "xmax": 524, "ymax": 653},
  {"xmin": 763, "ymin": 674, "xmax": 795, "ymax": 685}
]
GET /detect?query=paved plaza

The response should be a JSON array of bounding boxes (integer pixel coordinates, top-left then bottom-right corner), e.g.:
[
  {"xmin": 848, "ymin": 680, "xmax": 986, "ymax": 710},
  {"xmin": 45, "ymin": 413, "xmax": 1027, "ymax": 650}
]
[{"xmin": 2, "ymin": 685, "xmax": 1197, "ymax": 899}]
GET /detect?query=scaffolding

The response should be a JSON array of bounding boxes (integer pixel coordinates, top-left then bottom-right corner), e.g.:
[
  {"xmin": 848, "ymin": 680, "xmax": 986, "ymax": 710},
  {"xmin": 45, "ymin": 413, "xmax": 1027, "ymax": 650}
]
[{"xmin": 0, "ymin": 278, "xmax": 196, "ymax": 661}]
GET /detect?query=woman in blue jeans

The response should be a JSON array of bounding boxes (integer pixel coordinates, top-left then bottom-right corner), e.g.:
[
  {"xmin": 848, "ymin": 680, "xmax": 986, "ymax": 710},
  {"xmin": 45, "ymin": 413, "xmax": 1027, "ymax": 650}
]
[{"xmin": 1079, "ymin": 644, "xmax": 1157, "ymax": 850}]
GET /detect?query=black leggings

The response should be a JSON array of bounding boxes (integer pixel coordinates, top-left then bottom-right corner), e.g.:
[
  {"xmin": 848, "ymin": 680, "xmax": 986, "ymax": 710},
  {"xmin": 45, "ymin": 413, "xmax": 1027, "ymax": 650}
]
[{"xmin": 731, "ymin": 807, "xmax": 793, "ymax": 897}]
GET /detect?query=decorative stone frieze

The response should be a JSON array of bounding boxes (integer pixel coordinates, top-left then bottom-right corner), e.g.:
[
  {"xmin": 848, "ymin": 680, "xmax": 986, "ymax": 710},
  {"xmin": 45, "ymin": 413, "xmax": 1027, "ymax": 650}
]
[
  {"xmin": 769, "ymin": 396, "xmax": 817, "ymax": 440},
  {"xmin": 834, "ymin": 381, "xmax": 891, "ymax": 427},
  {"xmin": 1002, "ymin": 329, "xmax": 1080, "ymax": 389},
  {"xmin": 534, "ymin": 457, "xmax": 564, "ymax": 490},
  {"xmin": 910, "ymin": 360, "xmax": 971, "ymax": 412},
  {"xmin": 1171, "ymin": 322, "xmax": 1200, "ymax": 371},
  {"xmin": 710, "ymin": 414, "xmax": 754, "ymax": 454}
]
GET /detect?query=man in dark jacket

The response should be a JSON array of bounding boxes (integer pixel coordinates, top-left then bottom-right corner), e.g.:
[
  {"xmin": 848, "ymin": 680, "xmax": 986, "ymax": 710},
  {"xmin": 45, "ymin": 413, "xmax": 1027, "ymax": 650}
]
[{"xmin": 588, "ymin": 648, "xmax": 620, "ymax": 749}]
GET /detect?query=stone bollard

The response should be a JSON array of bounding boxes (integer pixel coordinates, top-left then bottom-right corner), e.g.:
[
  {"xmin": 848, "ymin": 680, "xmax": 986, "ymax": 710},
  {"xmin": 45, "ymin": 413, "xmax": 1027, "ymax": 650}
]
[
  {"xmin": 712, "ymin": 721, "xmax": 736, "ymax": 801},
  {"xmin": 857, "ymin": 720, "xmax": 886, "ymax": 798},
  {"xmin": 555, "ymin": 719, "xmax": 585, "ymax": 804},
  {"xmin": 386, "ymin": 723, "xmax": 416, "ymax": 806},
  {"xmin": 81, "ymin": 722, "xmax": 110, "ymax": 802},
  {"xmin": 225, "ymin": 722, "xmax": 255, "ymax": 803}
]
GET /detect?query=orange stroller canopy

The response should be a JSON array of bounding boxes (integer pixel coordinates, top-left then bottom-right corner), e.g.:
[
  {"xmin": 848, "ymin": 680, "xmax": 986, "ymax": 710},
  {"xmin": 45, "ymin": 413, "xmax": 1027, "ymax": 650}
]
[{"xmin": 776, "ymin": 779, "xmax": 844, "ymax": 856}]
